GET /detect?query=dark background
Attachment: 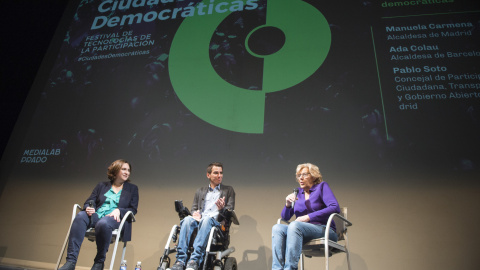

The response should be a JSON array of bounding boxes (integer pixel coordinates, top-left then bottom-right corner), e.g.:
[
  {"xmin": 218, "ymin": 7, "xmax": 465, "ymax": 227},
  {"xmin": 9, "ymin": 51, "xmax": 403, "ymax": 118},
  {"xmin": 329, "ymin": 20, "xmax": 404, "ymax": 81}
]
[{"xmin": 0, "ymin": 0, "xmax": 68, "ymax": 158}]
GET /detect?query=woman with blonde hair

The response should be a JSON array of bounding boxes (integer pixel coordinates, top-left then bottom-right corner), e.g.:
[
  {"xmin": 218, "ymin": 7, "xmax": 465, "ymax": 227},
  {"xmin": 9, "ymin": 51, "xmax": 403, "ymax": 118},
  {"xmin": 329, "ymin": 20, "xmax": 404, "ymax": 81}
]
[{"xmin": 271, "ymin": 163, "xmax": 340, "ymax": 270}]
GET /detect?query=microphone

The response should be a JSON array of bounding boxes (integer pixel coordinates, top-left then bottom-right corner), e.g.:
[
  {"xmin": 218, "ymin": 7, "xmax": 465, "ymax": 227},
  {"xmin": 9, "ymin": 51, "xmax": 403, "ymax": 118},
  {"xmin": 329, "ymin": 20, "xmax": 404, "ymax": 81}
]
[
  {"xmin": 292, "ymin": 188, "xmax": 299, "ymax": 209},
  {"xmin": 86, "ymin": 200, "xmax": 95, "ymax": 223}
]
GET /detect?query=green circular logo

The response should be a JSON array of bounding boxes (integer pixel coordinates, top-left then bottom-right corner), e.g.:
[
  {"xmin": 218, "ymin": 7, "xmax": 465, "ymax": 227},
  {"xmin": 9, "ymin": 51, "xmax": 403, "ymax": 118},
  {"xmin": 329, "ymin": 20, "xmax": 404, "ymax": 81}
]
[{"xmin": 169, "ymin": 0, "xmax": 331, "ymax": 133}]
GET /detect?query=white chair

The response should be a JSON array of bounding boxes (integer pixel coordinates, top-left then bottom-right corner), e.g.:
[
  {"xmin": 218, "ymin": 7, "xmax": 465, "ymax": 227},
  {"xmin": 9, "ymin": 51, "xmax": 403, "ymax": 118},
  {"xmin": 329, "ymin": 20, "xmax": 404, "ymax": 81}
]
[
  {"xmin": 277, "ymin": 207, "xmax": 352, "ymax": 270},
  {"xmin": 56, "ymin": 204, "xmax": 136, "ymax": 270}
]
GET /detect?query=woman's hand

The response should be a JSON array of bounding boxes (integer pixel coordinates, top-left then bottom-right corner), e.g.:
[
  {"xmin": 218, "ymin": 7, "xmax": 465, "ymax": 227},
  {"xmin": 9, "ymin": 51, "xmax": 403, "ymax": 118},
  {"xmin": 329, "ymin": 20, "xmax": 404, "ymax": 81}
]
[
  {"xmin": 85, "ymin": 207, "xmax": 96, "ymax": 217},
  {"xmin": 107, "ymin": 208, "xmax": 121, "ymax": 222},
  {"xmin": 285, "ymin": 193, "xmax": 297, "ymax": 207},
  {"xmin": 295, "ymin": 215, "xmax": 310, "ymax": 222}
]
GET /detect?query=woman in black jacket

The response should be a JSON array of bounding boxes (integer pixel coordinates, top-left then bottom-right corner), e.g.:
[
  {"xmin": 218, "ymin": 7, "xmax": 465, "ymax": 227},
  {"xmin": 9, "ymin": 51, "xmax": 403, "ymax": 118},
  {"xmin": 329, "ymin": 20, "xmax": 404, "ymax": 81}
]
[{"xmin": 58, "ymin": 159, "xmax": 139, "ymax": 270}]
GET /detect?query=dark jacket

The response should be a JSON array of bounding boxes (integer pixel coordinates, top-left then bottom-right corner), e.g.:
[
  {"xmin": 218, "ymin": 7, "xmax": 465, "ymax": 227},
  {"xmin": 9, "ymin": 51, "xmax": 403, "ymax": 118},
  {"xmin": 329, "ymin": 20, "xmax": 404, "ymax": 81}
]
[
  {"xmin": 84, "ymin": 181, "xmax": 139, "ymax": 241},
  {"xmin": 191, "ymin": 184, "xmax": 235, "ymax": 220}
]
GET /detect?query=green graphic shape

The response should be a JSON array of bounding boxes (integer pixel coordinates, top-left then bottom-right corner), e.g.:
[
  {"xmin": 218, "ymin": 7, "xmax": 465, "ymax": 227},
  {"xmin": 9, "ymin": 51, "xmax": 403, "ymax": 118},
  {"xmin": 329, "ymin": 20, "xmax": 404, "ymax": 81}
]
[{"xmin": 169, "ymin": 0, "xmax": 331, "ymax": 133}]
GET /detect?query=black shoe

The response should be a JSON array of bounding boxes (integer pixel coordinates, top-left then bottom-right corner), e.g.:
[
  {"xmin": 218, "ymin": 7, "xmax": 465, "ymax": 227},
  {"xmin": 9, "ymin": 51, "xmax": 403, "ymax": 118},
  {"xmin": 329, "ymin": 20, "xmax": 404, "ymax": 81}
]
[
  {"xmin": 59, "ymin": 261, "xmax": 76, "ymax": 270},
  {"xmin": 185, "ymin": 260, "xmax": 198, "ymax": 270},
  {"xmin": 91, "ymin": 262, "xmax": 104, "ymax": 270},
  {"xmin": 169, "ymin": 261, "xmax": 185, "ymax": 270}
]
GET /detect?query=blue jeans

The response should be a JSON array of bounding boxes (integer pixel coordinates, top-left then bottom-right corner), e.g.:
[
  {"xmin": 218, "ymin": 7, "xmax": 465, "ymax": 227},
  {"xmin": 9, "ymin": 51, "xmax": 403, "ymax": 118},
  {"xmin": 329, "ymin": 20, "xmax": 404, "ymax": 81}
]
[
  {"xmin": 176, "ymin": 216, "xmax": 220, "ymax": 265},
  {"xmin": 66, "ymin": 211, "xmax": 120, "ymax": 263},
  {"xmin": 271, "ymin": 221, "xmax": 338, "ymax": 270}
]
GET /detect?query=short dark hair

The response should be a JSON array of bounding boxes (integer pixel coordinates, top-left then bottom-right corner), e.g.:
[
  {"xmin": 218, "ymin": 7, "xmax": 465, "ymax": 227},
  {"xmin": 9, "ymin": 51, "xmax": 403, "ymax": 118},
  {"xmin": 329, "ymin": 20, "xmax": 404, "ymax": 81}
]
[
  {"xmin": 107, "ymin": 159, "xmax": 131, "ymax": 182},
  {"xmin": 207, "ymin": 162, "xmax": 223, "ymax": 174}
]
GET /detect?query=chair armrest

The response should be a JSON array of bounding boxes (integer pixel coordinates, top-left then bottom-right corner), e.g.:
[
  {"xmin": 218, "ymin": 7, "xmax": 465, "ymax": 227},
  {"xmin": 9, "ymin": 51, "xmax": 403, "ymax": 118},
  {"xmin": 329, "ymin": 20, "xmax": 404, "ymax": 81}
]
[
  {"xmin": 324, "ymin": 212, "xmax": 352, "ymax": 243},
  {"xmin": 277, "ymin": 212, "xmax": 352, "ymax": 239},
  {"xmin": 115, "ymin": 211, "xmax": 135, "ymax": 240},
  {"xmin": 225, "ymin": 209, "xmax": 239, "ymax": 225},
  {"xmin": 71, "ymin": 204, "xmax": 83, "ymax": 222},
  {"xmin": 118, "ymin": 211, "xmax": 135, "ymax": 231},
  {"xmin": 277, "ymin": 219, "xmax": 290, "ymax": 224},
  {"xmin": 124, "ymin": 210, "xmax": 136, "ymax": 222},
  {"xmin": 329, "ymin": 213, "xmax": 352, "ymax": 227},
  {"xmin": 277, "ymin": 214, "xmax": 351, "ymax": 227}
]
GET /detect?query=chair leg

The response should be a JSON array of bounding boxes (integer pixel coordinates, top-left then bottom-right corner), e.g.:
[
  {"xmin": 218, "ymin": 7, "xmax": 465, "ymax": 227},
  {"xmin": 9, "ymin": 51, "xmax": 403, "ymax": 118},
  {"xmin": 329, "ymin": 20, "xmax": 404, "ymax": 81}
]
[
  {"xmin": 56, "ymin": 226, "xmax": 72, "ymax": 269},
  {"xmin": 346, "ymin": 249, "xmax": 352, "ymax": 270},
  {"xmin": 109, "ymin": 236, "xmax": 122, "ymax": 270},
  {"xmin": 121, "ymin": 241, "xmax": 127, "ymax": 264},
  {"xmin": 324, "ymin": 242, "xmax": 330, "ymax": 270},
  {"xmin": 300, "ymin": 254, "xmax": 304, "ymax": 270},
  {"xmin": 56, "ymin": 205, "xmax": 80, "ymax": 270},
  {"xmin": 345, "ymin": 234, "xmax": 352, "ymax": 270}
]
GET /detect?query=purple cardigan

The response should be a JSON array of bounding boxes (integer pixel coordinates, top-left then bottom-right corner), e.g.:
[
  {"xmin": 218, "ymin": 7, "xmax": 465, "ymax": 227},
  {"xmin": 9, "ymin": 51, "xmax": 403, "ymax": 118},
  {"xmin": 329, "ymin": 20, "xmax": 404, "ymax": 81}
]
[{"xmin": 281, "ymin": 182, "xmax": 340, "ymax": 231}]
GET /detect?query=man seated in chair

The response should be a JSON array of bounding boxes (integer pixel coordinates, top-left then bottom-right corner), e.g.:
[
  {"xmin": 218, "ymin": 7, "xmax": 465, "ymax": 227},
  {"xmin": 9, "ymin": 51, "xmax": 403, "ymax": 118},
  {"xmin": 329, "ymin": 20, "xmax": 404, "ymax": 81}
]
[{"xmin": 169, "ymin": 162, "xmax": 235, "ymax": 270}]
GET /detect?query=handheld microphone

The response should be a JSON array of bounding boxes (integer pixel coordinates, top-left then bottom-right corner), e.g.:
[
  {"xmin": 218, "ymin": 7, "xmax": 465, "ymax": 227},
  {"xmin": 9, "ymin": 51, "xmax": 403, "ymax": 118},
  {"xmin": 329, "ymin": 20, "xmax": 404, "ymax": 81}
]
[
  {"xmin": 292, "ymin": 188, "xmax": 299, "ymax": 209},
  {"xmin": 87, "ymin": 200, "xmax": 95, "ymax": 221}
]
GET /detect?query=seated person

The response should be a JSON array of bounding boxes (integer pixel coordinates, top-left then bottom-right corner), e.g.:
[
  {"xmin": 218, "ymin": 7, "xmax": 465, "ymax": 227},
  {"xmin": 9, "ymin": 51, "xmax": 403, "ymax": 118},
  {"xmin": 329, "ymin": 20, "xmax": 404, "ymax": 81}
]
[
  {"xmin": 169, "ymin": 162, "xmax": 235, "ymax": 270},
  {"xmin": 58, "ymin": 159, "xmax": 139, "ymax": 270},
  {"xmin": 271, "ymin": 163, "xmax": 340, "ymax": 270}
]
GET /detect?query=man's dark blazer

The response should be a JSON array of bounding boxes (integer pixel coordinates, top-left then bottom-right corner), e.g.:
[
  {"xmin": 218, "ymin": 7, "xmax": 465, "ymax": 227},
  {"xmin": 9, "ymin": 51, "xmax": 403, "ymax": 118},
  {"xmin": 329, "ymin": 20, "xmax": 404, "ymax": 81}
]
[
  {"xmin": 83, "ymin": 181, "xmax": 139, "ymax": 241},
  {"xmin": 191, "ymin": 184, "xmax": 235, "ymax": 220}
]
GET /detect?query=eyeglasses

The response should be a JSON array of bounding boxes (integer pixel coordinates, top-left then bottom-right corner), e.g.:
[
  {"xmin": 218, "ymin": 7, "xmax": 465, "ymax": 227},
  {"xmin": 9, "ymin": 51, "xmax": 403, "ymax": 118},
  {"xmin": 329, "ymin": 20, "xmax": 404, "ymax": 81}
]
[{"xmin": 296, "ymin": 173, "xmax": 310, "ymax": 179}]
